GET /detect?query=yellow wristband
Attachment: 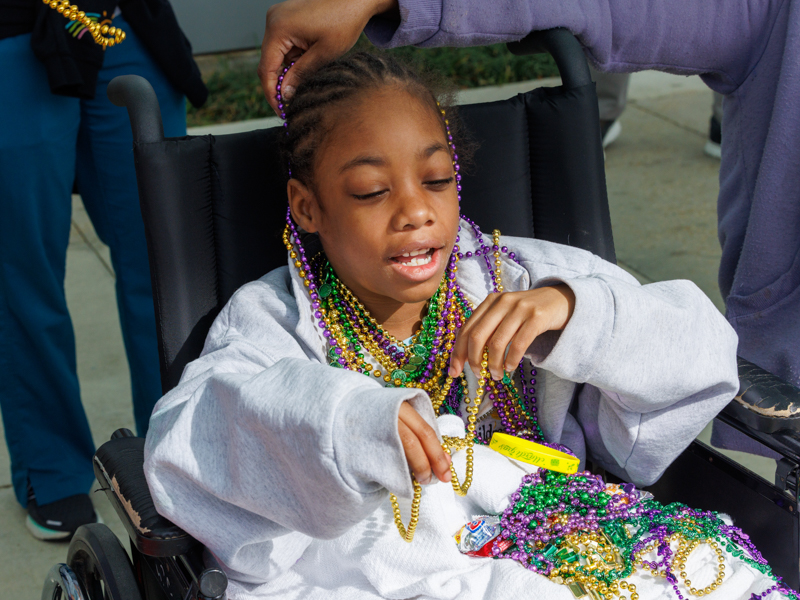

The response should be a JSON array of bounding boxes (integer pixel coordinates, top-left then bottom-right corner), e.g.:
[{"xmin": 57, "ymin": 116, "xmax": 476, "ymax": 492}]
[{"xmin": 489, "ymin": 432, "xmax": 579, "ymax": 474}]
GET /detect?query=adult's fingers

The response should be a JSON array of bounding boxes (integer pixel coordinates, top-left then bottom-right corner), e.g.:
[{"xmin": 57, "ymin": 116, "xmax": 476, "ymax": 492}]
[
  {"xmin": 280, "ymin": 44, "xmax": 335, "ymax": 101},
  {"xmin": 258, "ymin": 40, "xmax": 297, "ymax": 112},
  {"xmin": 398, "ymin": 403, "xmax": 451, "ymax": 484},
  {"xmin": 259, "ymin": 0, "xmax": 396, "ymax": 112}
]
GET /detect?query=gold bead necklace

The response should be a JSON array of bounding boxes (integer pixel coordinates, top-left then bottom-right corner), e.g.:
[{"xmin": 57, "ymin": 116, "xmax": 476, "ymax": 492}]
[
  {"xmin": 390, "ymin": 238, "xmax": 503, "ymax": 542},
  {"xmin": 42, "ymin": 0, "xmax": 126, "ymax": 48}
]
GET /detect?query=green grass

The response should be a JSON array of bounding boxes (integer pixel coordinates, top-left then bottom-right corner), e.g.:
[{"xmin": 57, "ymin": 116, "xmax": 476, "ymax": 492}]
[{"xmin": 187, "ymin": 39, "xmax": 558, "ymax": 127}]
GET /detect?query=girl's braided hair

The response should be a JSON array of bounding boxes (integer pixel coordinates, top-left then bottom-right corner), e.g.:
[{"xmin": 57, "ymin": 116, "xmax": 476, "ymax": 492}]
[{"xmin": 279, "ymin": 51, "xmax": 476, "ymax": 185}]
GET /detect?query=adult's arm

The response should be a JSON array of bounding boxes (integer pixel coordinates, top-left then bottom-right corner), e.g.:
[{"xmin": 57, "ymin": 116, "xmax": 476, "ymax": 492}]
[{"xmin": 366, "ymin": 0, "xmax": 786, "ymax": 93}]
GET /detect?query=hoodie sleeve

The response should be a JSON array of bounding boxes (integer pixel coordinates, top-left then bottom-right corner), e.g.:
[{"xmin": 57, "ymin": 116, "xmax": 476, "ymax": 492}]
[
  {"xmin": 365, "ymin": 0, "xmax": 785, "ymax": 93},
  {"xmin": 143, "ymin": 274, "xmax": 436, "ymax": 581},
  {"xmin": 509, "ymin": 238, "xmax": 739, "ymax": 486}
]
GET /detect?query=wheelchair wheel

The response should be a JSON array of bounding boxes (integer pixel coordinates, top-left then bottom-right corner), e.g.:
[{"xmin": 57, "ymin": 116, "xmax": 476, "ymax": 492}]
[{"xmin": 66, "ymin": 523, "xmax": 142, "ymax": 600}]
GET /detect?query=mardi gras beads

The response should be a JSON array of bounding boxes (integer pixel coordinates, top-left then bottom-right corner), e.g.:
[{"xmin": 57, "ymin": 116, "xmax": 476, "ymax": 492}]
[
  {"xmin": 42, "ymin": 0, "xmax": 125, "ymax": 48},
  {"xmin": 489, "ymin": 469, "xmax": 798, "ymax": 600}
]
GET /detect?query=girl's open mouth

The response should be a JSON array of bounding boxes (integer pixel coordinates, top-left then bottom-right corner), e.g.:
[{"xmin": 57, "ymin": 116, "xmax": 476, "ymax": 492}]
[
  {"xmin": 389, "ymin": 246, "xmax": 443, "ymax": 282},
  {"xmin": 391, "ymin": 247, "xmax": 435, "ymax": 267}
]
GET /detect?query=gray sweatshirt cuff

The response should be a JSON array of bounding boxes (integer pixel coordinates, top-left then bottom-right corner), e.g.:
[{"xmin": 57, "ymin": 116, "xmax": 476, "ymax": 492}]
[{"xmin": 332, "ymin": 386, "xmax": 439, "ymax": 500}]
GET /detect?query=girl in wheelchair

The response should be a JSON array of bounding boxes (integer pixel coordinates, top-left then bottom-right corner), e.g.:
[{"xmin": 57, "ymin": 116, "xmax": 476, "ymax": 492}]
[{"xmin": 143, "ymin": 53, "xmax": 793, "ymax": 600}]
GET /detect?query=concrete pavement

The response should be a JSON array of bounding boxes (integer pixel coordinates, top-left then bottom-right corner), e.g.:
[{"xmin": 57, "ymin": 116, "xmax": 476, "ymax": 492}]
[{"xmin": 0, "ymin": 72, "xmax": 776, "ymax": 596}]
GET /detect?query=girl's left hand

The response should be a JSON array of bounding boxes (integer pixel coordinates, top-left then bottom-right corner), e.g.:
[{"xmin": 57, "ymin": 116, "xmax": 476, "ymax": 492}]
[{"xmin": 448, "ymin": 285, "xmax": 576, "ymax": 381}]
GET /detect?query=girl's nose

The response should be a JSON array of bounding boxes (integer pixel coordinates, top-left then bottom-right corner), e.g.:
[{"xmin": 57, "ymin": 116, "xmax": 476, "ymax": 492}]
[{"xmin": 392, "ymin": 183, "xmax": 435, "ymax": 231}]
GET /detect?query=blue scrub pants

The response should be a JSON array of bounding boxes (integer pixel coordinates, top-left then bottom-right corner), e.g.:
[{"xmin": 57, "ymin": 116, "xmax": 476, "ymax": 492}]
[{"xmin": 0, "ymin": 16, "xmax": 185, "ymax": 507}]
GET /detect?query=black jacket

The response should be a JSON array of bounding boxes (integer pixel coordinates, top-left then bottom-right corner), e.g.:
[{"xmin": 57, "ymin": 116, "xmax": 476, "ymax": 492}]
[{"xmin": 24, "ymin": 0, "xmax": 207, "ymax": 106}]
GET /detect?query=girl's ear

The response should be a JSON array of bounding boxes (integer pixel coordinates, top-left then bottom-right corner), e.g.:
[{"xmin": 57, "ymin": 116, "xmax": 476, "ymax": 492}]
[{"xmin": 287, "ymin": 178, "xmax": 320, "ymax": 233}]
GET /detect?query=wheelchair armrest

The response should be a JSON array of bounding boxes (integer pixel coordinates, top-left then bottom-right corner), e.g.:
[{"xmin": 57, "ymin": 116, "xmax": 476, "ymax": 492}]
[
  {"xmin": 714, "ymin": 357, "xmax": 800, "ymax": 463},
  {"xmin": 723, "ymin": 357, "xmax": 800, "ymax": 433},
  {"xmin": 93, "ymin": 429, "xmax": 199, "ymax": 557}
]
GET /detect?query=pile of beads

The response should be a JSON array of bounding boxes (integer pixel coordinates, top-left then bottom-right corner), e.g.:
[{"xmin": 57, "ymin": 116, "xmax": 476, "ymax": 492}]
[
  {"xmin": 42, "ymin": 0, "xmax": 126, "ymax": 48},
  {"xmin": 491, "ymin": 469, "xmax": 798, "ymax": 600}
]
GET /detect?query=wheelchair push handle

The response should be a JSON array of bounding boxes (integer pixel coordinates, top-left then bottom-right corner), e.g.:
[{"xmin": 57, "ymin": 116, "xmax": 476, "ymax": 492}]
[
  {"xmin": 507, "ymin": 28, "xmax": 592, "ymax": 90},
  {"xmin": 107, "ymin": 75, "xmax": 165, "ymax": 145},
  {"xmin": 111, "ymin": 427, "xmax": 135, "ymax": 439}
]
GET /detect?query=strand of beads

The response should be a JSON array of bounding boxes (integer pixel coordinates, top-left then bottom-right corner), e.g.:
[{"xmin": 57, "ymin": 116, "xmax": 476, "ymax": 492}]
[
  {"xmin": 438, "ymin": 101, "xmax": 463, "ymax": 204},
  {"xmin": 313, "ymin": 250, "xmax": 480, "ymax": 495},
  {"xmin": 492, "ymin": 229, "xmax": 505, "ymax": 292},
  {"xmin": 441, "ymin": 348, "xmax": 486, "ymax": 496},
  {"xmin": 42, "ymin": 0, "xmax": 125, "ymax": 47},
  {"xmin": 391, "ymin": 478, "xmax": 422, "ymax": 542},
  {"xmin": 277, "ymin": 64, "xmax": 293, "ymax": 176}
]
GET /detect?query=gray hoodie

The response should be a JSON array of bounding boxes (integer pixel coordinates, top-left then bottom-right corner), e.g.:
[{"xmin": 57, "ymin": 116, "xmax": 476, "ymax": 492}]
[{"xmin": 144, "ymin": 221, "xmax": 739, "ymax": 597}]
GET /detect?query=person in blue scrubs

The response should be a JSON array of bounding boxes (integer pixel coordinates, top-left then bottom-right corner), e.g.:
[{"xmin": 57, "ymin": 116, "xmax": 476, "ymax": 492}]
[{"xmin": 0, "ymin": 8, "xmax": 195, "ymax": 539}]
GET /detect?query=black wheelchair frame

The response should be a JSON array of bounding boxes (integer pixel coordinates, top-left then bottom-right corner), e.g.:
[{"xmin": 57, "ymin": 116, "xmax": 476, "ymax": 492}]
[{"xmin": 42, "ymin": 28, "xmax": 800, "ymax": 600}]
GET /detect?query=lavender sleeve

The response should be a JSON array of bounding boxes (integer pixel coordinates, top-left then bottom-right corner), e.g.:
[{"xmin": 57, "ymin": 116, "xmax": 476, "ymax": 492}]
[{"xmin": 365, "ymin": 0, "xmax": 785, "ymax": 93}]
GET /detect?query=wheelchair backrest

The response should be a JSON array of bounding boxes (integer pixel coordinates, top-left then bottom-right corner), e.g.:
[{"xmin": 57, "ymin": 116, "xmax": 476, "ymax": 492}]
[{"xmin": 115, "ymin": 31, "xmax": 614, "ymax": 393}]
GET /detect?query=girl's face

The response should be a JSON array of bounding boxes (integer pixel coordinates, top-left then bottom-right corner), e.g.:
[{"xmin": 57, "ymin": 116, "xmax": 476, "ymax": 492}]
[{"xmin": 288, "ymin": 87, "xmax": 461, "ymax": 319}]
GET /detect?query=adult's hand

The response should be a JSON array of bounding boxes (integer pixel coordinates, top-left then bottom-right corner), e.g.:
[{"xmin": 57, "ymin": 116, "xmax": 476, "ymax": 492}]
[
  {"xmin": 398, "ymin": 402, "xmax": 452, "ymax": 486},
  {"xmin": 258, "ymin": 0, "xmax": 399, "ymax": 112}
]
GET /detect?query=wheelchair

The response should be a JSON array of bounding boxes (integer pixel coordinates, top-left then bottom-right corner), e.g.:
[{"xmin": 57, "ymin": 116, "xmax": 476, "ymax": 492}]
[{"xmin": 42, "ymin": 28, "xmax": 800, "ymax": 600}]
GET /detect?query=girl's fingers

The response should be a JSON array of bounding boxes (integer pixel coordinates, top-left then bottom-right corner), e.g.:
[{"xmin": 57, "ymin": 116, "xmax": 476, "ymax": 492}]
[
  {"xmin": 398, "ymin": 403, "xmax": 452, "ymax": 484},
  {"xmin": 449, "ymin": 293, "xmax": 501, "ymax": 377},
  {"xmin": 450, "ymin": 287, "xmax": 575, "ymax": 379},
  {"xmin": 398, "ymin": 420, "xmax": 432, "ymax": 484},
  {"xmin": 484, "ymin": 306, "xmax": 530, "ymax": 379},
  {"xmin": 503, "ymin": 319, "xmax": 545, "ymax": 372}
]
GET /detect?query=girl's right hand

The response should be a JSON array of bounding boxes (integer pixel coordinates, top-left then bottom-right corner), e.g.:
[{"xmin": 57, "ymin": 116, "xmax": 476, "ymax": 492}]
[
  {"xmin": 398, "ymin": 402, "xmax": 452, "ymax": 485},
  {"xmin": 258, "ymin": 0, "xmax": 399, "ymax": 112}
]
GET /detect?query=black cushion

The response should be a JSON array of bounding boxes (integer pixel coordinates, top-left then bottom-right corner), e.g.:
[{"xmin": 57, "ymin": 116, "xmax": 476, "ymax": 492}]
[
  {"xmin": 723, "ymin": 357, "xmax": 800, "ymax": 433},
  {"xmin": 94, "ymin": 437, "xmax": 197, "ymax": 557}
]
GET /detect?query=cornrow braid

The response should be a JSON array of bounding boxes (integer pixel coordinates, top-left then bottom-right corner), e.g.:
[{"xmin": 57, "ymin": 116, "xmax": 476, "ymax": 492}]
[{"xmin": 278, "ymin": 51, "xmax": 475, "ymax": 186}]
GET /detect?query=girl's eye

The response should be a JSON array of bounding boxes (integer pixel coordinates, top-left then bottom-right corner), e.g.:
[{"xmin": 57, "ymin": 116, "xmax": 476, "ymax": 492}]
[
  {"xmin": 351, "ymin": 177, "xmax": 452, "ymax": 199},
  {"xmin": 352, "ymin": 189, "xmax": 388, "ymax": 200},
  {"xmin": 425, "ymin": 177, "xmax": 454, "ymax": 190}
]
